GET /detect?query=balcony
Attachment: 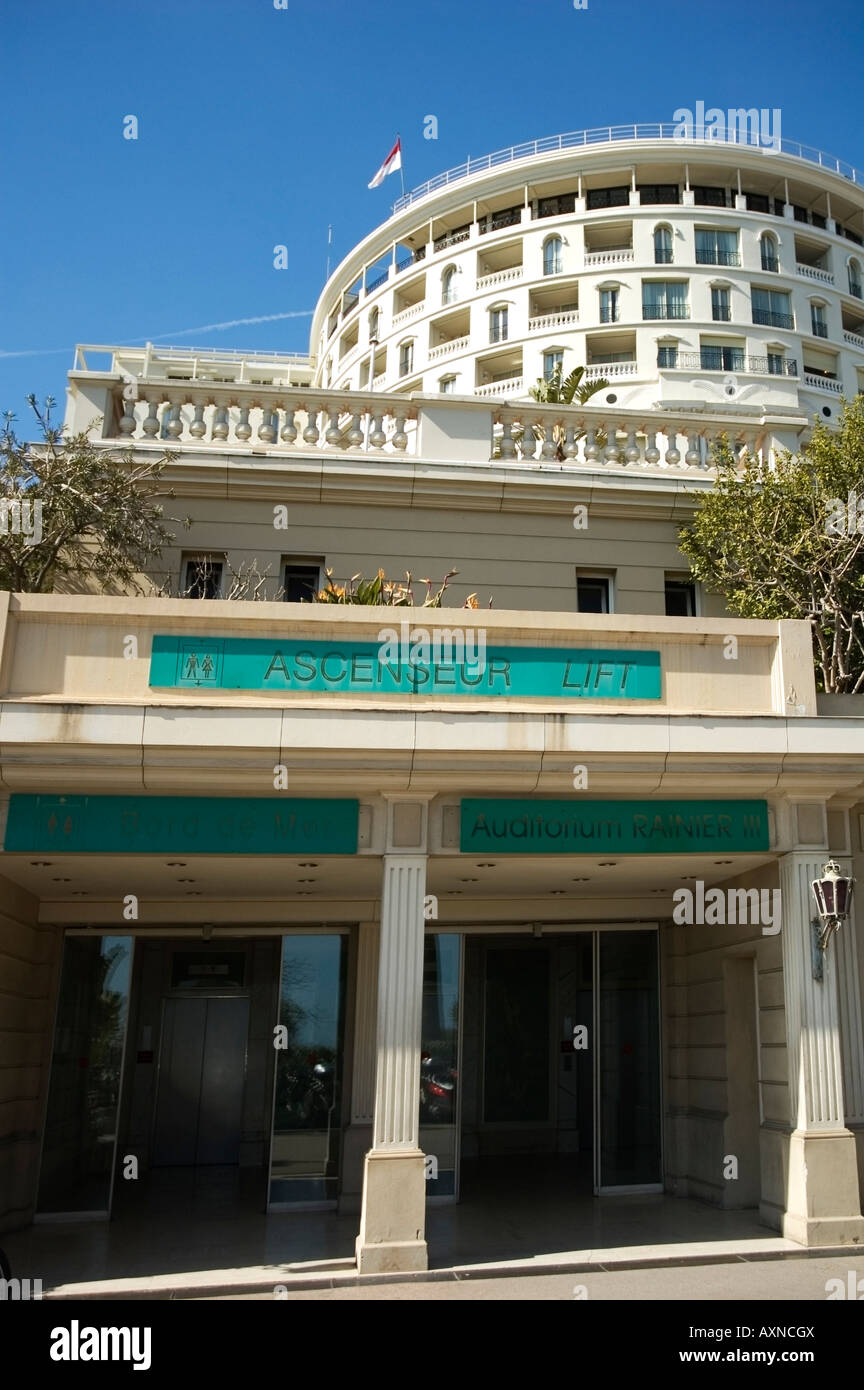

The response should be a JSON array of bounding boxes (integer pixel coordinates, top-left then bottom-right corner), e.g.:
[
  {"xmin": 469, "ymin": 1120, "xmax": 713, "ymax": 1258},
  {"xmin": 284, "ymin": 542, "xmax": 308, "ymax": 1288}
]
[
  {"xmin": 475, "ymin": 377, "xmax": 523, "ymax": 397},
  {"xmin": 429, "ymin": 335, "xmax": 470, "ymax": 361},
  {"xmin": 366, "ymin": 268, "xmax": 389, "ymax": 293},
  {"xmin": 803, "ymin": 372, "xmax": 842, "ymax": 394},
  {"xmin": 797, "ymin": 263, "xmax": 834, "ymax": 285},
  {"xmin": 528, "ymin": 309, "xmax": 580, "ymax": 332},
  {"xmin": 844, "ymin": 330, "xmax": 864, "ymax": 350},
  {"xmin": 585, "ymin": 361, "xmax": 637, "ymax": 379},
  {"xmin": 584, "ymin": 248, "xmax": 634, "ymax": 268},
  {"xmin": 748, "ymin": 356, "xmax": 798, "ymax": 376},
  {"xmin": 695, "ymin": 250, "xmax": 741, "ymax": 267},
  {"xmin": 477, "ymin": 266, "xmax": 523, "ymax": 290},
  {"xmin": 643, "ymin": 303, "xmax": 690, "ymax": 320},
  {"xmin": 433, "ymin": 225, "xmax": 471, "ymax": 253},
  {"xmin": 480, "ymin": 206, "xmax": 523, "ymax": 234},
  {"xmin": 752, "ymin": 308, "xmax": 794, "ymax": 330},
  {"xmin": 668, "ymin": 351, "xmax": 745, "ymax": 373},
  {"xmin": 392, "ymin": 301, "xmax": 425, "ymax": 327}
]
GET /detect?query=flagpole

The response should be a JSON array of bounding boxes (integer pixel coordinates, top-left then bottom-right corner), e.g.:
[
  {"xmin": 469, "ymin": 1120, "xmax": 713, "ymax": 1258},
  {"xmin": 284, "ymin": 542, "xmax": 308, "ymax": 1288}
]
[{"xmin": 397, "ymin": 131, "xmax": 405, "ymax": 197}]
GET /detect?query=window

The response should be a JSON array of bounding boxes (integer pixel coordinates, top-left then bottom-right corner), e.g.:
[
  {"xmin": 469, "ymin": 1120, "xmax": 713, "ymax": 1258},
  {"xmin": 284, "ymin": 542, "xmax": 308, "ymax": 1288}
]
[
  {"xmin": 711, "ymin": 286, "xmax": 731, "ymax": 322},
  {"xmin": 442, "ymin": 266, "xmax": 457, "ymax": 305},
  {"xmin": 657, "ymin": 344, "xmax": 678, "ymax": 368},
  {"xmin": 543, "ymin": 350, "xmax": 564, "ymax": 380},
  {"xmin": 439, "ymin": 375, "xmax": 457, "ymax": 393},
  {"xmin": 599, "ymin": 288, "xmax": 619, "ymax": 323},
  {"xmin": 849, "ymin": 260, "xmax": 863, "ymax": 299},
  {"xmin": 576, "ymin": 576, "xmax": 610, "ymax": 613},
  {"xmin": 653, "ymin": 226, "xmax": 673, "ymax": 265},
  {"xmin": 489, "ymin": 307, "xmax": 508, "ymax": 343},
  {"xmin": 695, "ymin": 229, "xmax": 740, "ymax": 266},
  {"xmin": 639, "ymin": 184, "xmax": 679, "ymax": 205},
  {"xmin": 752, "ymin": 287, "xmax": 793, "ymax": 329},
  {"xmin": 760, "ymin": 235, "xmax": 779, "ymax": 272},
  {"xmin": 810, "ymin": 303, "xmax": 828, "ymax": 338},
  {"xmin": 665, "ymin": 578, "xmax": 696, "ymax": 617},
  {"xmin": 700, "ymin": 344, "xmax": 744, "ymax": 371},
  {"xmin": 586, "ymin": 185, "xmax": 629, "ymax": 210},
  {"xmin": 182, "ymin": 555, "xmax": 224, "ymax": 600},
  {"xmin": 643, "ymin": 281, "xmax": 689, "ymax": 319},
  {"xmin": 399, "ymin": 341, "xmax": 414, "ymax": 376},
  {"xmin": 767, "ymin": 352, "xmax": 785, "ymax": 375},
  {"xmin": 283, "ymin": 561, "xmax": 322, "ymax": 603},
  {"xmin": 543, "ymin": 236, "xmax": 563, "ymax": 276},
  {"xmin": 693, "ymin": 185, "xmax": 728, "ymax": 207},
  {"xmin": 368, "ymin": 307, "xmax": 380, "ymax": 341},
  {"xmin": 537, "ymin": 192, "xmax": 576, "ymax": 219}
]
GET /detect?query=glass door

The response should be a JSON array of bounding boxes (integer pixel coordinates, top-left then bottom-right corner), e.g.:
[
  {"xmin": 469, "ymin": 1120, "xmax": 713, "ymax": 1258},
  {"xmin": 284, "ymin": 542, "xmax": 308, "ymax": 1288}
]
[
  {"xmin": 594, "ymin": 930, "xmax": 662, "ymax": 1193},
  {"xmin": 37, "ymin": 934, "xmax": 134, "ymax": 1217},
  {"xmin": 268, "ymin": 933, "xmax": 347, "ymax": 1208},
  {"xmin": 420, "ymin": 933, "xmax": 462, "ymax": 1198}
]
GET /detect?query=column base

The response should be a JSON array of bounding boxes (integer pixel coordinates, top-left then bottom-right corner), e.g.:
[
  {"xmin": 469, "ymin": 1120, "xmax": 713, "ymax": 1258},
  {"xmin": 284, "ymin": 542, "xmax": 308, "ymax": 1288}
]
[
  {"xmin": 782, "ymin": 1129, "xmax": 864, "ymax": 1247},
  {"xmin": 355, "ymin": 1149, "xmax": 428, "ymax": 1274}
]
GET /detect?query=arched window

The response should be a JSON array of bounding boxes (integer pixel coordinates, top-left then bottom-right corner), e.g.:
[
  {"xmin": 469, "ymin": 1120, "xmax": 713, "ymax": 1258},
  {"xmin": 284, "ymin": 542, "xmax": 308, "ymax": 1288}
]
[
  {"xmin": 849, "ymin": 258, "xmax": 863, "ymax": 300},
  {"xmin": 760, "ymin": 233, "xmax": 779, "ymax": 273},
  {"xmin": 653, "ymin": 225, "xmax": 673, "ymax": 265},
  {"xmin": 398, "ymin": 340, "xmax": 415, "ymax": 377},
  {"xmin": 368, "ymin": 307, "xmax": 380, "ymax": 341},
  {"xmin": 442, "ymin": 265, "xmax": 458, "ymax": 305},
  {"xmin": 543, "ymin": 236, "xmax": 563, "ymax": 276},
  {"xmin": 810, "ymin": 299, "xmax": 828, "ymax": 337}
]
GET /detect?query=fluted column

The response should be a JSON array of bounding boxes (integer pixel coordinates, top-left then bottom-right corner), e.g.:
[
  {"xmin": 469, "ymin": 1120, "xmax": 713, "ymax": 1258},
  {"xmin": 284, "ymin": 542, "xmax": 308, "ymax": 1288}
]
[
  {"xmin": 779, "ymin": 850, "xmax": 864, "ymax": 1244},
  {"xmin": 356, "ymin": 796, "xmax": 431, "ymax": 1273}
]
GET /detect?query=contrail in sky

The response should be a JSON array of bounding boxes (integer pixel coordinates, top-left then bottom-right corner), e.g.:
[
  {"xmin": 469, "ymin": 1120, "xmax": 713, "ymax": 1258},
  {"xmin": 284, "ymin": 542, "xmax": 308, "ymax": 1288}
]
[{"xmin": 0, "ymin": 310, "xmax": 314, "ymax": 359}]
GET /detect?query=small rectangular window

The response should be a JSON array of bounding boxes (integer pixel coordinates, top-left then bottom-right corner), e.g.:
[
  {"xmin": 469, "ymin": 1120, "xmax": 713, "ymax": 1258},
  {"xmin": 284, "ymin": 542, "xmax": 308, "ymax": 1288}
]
[
  {"xmin": 543, "ymin": 350, "xmax": 564, "ymax": 380},
  {"xmin": 182, "ymin": 555, "xmax": 224, "ymax": 600},
  {"xmin": 657, "ymin": 345, "xmax": 678, "ymax": 368},
  {"xmin": 283, "ymin": 561, "xmax": 322, "ymax": 603},
  {"xmin": 665, "ymin": 578, "xmax": 696, "ymax": 617},
  {"xmin": 576, "ymin": 576, "xmax": 610, "ymax": 614}
]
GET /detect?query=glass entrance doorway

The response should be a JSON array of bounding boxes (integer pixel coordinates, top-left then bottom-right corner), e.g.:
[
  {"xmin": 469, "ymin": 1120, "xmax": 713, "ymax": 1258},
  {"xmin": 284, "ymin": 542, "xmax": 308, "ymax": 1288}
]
[{"xmin": 456, "ymin": 929, "xmax": 661, "ymax": 1198}]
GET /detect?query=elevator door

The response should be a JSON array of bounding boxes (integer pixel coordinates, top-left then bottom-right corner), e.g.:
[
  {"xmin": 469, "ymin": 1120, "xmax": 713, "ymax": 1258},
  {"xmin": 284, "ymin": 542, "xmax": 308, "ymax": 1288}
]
[{"xmin": 153, "ymin": 996, "xmax": 249, "ymax": 1166}]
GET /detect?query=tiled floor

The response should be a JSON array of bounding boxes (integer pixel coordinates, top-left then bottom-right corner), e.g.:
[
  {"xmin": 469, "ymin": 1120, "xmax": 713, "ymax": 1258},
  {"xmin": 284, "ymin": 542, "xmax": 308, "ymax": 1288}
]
[{"xmin": 1, "ymin": 1159, "xmax": 795, "ymax": 1296}]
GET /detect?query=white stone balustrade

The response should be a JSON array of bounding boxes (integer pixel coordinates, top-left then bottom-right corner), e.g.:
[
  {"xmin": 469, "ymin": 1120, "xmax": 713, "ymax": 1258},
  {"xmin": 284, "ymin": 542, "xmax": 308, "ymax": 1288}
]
[{"xmin": 797, "ymin": 263, "xmax": 834, "ymax": 285}]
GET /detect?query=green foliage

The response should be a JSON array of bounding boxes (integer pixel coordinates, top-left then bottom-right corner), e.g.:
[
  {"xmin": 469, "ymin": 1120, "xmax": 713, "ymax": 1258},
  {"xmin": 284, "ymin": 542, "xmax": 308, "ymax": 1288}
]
[
  {"xmin": 0, "ymin": 398, "xmax": 176, "ymax": 594},
  {"xmin": 678, "ymin": 396, "xmax": 864, "ymax": 693},
  {"xmin": 529, "ymin": 363, "xmax": 609, "ymax": 405}
]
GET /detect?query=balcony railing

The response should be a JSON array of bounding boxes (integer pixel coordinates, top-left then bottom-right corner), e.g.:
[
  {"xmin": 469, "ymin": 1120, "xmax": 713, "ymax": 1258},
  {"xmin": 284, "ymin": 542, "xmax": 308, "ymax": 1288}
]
[
  {"xmin": 585, "ymin": 361, "xmax": 637, "ymax": 378},
  {"xmin": 752, "ymin": 308, "xmax": 794, "ymax": 329},
  {"xmin": 599, "ymin": 306, "xmax": 620, "ymax": 323},
  {"xmin": 643, "ymin": 303, "xmax": 690, "ymax": 320},
  {"xmin": 712, "ymin": 307, "xmax": 732, "ymax": 322},
  {"xmin": 584, "ymin": 248, "xmax": 634, "ymax": 267},
  {"xmin": 654, "ymin": 249, "xmax": 673, "ymax": 264},
  {"xmin": 695, "ymin": 249, "xmax": 741, "ymax": 266},
  {"xmin": 433, "ymin": 226, "xmax": 471, "ymax": 253},
  {"xmin": 843, "ymin": 329, "xmax": 864, "ymax": 350},
  {"xmin": 748, "ymin": 356, "xmax": 798, "ymax": 376},
  {"xmin": 393, "ymin": 124, "xmax": 864, "ymax": 212},
  {"xmin": 803, "ymin": 372, "xmax": 842, "ymax": 393},
  {"xmin": 429, "ymin": 335, "xmax": 470, "ymax": 360},
  {"xmin": 392, "ymin": 301, "xmax": 425, "ymax": 326},
  {"xmin": 477, "ymin": 266, "xmax": 524, "ymax": 289},
  {"xmin": 797, "ymin": 262, "xmax": 834, "ymax": 284},
  {"xmin": 481, "ymin": 206, "xmax": 523, "ymax": 233},
  {"xmin": 366, "ymin": 269, "xmax": 389, "ymax": 293},
  {"xmin": 760, "ymin": 255, "xmax": 779, "ymax": 273},
  {"xmin": 810, "ymin": 321, "xmax": 829, "ymax": 338},
  {"xmin": 848, "ymin": 281, "xmax": 863, "ymax": 299},
  {"xmin": 475, "ymin": 377, "xmax": 523, "ymax": 397},
  {"xmin": 489, "ymin": 327, "xmax": 509, "ymax": 343},
  {"xmin": 528, "ymin": 310, "xmax": 580, "ymax": 331}
]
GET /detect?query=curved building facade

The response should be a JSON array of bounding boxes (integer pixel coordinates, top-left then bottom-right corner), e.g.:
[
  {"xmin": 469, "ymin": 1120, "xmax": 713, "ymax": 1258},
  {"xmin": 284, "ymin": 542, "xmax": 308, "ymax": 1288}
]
[{"xmin": 312, "ymin": 125, "xmax": 864, "ymax": 420}]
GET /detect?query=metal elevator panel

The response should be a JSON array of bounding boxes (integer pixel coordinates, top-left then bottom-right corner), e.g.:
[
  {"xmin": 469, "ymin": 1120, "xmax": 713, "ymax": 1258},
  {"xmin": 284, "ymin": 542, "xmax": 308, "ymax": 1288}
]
[{"xmin": 153, "ymin": 996, "xmax": 249, "ymax": 1166}]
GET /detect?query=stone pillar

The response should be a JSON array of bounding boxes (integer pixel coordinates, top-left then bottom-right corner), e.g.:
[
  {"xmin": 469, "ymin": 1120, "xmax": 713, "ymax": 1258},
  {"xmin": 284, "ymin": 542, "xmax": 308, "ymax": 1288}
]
[
  {"xmin": 779, "ymin": 850, "xmax": 864, "ymax": 1244},
  {"xmin": 356, "ymin": 797, "xmax": 430, "ymax": 1273}
]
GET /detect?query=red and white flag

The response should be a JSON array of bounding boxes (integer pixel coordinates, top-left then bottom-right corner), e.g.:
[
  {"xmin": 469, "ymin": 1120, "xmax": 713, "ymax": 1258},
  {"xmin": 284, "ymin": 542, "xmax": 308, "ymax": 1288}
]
[{"xmin": 368, "ymin": 138, "xmax": 402, "ymax": 189}]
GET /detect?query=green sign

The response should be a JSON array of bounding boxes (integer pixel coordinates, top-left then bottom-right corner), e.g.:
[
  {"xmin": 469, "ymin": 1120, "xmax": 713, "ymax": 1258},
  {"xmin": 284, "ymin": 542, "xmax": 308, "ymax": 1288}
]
[
  {"xmin": 149, "ymin": 635, "xmax": 661, "ymax": 700},
  {"xmin": 460, "ymin": 799, "xmax": 770, "ymax": 854},
  {"xmin": 4, "ymin": 795, "xmax": 358, "ymax": 855}
]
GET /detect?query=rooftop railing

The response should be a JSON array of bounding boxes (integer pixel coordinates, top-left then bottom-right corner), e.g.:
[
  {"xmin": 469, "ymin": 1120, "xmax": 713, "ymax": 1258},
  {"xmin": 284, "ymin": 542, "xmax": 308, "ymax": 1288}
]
[{"xmin": 392, "ymin": 124, "xmax": 864, "ymax": 212}]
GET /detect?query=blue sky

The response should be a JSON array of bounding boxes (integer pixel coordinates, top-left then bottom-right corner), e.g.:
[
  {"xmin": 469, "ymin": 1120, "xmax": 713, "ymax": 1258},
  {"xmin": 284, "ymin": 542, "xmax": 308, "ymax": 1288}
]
[{"xmin": 2, "ymin": 0, "xmax": 863, "ymax": 418}]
